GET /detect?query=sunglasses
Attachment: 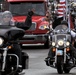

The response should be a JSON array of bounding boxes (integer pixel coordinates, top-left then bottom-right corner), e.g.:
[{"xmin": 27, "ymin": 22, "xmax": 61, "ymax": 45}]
[{"xmin": 3, "ymin": 16, "xmax": 11, "ymax": 18}]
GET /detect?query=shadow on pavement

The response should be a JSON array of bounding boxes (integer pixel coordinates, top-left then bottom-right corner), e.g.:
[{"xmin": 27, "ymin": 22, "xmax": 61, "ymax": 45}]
[{"xmin": 21, "ymin": 44, "xmax": 49, "ymax": 50}]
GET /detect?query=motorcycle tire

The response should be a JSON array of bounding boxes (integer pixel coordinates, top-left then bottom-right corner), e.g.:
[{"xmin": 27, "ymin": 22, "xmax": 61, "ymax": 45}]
[{"xmin": 56, "ymin": 56, "xmax": 63, "ymax": 74}]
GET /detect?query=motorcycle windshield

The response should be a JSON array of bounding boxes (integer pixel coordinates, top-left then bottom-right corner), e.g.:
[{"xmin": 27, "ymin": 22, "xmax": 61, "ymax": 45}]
[
  {"xmin": 54, "ymin": 25, "xmax": 68, "ymax": 34},
  {"xmin": 52, "ymin": 25, "xmax": 71, "ymax": 43},
  {"xmin": 0, "ymin": 12, "xmax": 25, "ymax": 40}
]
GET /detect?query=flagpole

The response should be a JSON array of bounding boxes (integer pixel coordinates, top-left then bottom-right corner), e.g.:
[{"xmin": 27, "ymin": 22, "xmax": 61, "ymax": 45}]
[{"xmin": 66, "ymin": 0, "xmax": 71, "ymax": 32}]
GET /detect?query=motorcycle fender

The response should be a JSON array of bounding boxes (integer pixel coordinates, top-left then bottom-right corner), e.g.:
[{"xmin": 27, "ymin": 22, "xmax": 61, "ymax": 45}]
[{"xmin": 57, "ymin": 50, "xmax": 63, "ymax": 56}]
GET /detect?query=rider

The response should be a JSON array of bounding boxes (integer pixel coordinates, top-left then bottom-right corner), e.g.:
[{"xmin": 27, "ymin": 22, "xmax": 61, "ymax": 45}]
[
  {"xmin": 45, "ymin": 20, "xmax": 76, "ymax": 66},
  {"xmin": 1, "ymin": 9, "xmax": 34, "ymax": 69}
]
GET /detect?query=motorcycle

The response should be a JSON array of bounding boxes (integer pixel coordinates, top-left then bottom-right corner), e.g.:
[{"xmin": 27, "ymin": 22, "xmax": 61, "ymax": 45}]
[
  {"xmin": 0, "ymin": 13, "xmax": 27, "ymax": 75},
  {"xmin": 45, "ymin": 25, "xmax": 76, "ymax": 74}
]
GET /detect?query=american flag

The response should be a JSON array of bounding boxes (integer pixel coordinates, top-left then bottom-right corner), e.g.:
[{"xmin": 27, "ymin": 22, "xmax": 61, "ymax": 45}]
[
  {"xmin": 57, "ymin": 0, "xmax": 66, "ymax": 18},
  {"xmin": 57, "ymin": 0, "xmax": 74, "ymax": 29}
]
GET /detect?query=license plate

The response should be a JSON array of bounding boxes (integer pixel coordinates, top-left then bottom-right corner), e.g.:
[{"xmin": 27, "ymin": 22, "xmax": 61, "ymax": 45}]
[{"xmin": 57, "ymin": 50, "xmax": 63, "ymax": 55}]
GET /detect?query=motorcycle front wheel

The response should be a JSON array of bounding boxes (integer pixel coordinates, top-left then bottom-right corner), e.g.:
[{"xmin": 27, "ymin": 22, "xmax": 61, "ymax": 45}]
[{"xmin": 56, "ymin": 56, "xmax": 63, "ymax": 74}]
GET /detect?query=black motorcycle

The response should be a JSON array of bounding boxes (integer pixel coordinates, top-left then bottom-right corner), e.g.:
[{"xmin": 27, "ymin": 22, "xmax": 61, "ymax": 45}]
[
  {"xmin": 0, "ymin": 13, "xmax": 28, "ymax": 75},
  {"xmin": 0, "ymin": 25, "xmax": 28, "ymax": 75},
  {"xmin": 45, "ymin": 25, "xmax": 76, "ymax": 74}
]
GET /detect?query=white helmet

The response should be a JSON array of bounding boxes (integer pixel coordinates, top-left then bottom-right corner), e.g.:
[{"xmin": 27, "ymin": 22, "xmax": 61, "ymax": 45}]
[{"xmin": 2, "ymin": 11, "xmax": 12, "ymax": 19}]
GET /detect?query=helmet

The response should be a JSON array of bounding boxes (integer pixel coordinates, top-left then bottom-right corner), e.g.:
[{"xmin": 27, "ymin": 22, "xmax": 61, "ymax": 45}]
[
  {"xmin": 2, "ymin": 11, "xmax": 12, "ymax": 19},
  {"xmin": 61, "ymin": 20, "xmax": 68, "ymax": 26}
]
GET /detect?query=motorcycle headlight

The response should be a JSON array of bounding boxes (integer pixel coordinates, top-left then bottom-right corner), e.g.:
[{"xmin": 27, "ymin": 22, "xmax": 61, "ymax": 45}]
[
  {"xmin": 58, "ymin": 40, "xmax": 64, "ymax": 46},
  {"xmin": 0, "ymin": 37, "xmax": 4, "ymax": 46},
  {"xmin": 66, "ymin": 42, "xmax": 70, "ymax": 46},
  {"xmin": 52, "ymin": 42, "xmax": 55, "ymax": 46},
  {"xmin": 39, "ymin": 25, "xmax": 49, "ymax": 30}
]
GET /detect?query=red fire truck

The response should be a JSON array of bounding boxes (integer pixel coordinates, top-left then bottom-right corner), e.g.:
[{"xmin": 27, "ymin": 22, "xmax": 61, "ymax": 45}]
[{"xmin": 3, "ymin": 0, "xmax": 50, "ymax": 48}]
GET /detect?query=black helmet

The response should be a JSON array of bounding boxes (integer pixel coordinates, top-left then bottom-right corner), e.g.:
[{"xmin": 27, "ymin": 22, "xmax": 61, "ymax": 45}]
[{"xmin": 61, "ymin": 20, "xmax": 68, "ymax": 26}]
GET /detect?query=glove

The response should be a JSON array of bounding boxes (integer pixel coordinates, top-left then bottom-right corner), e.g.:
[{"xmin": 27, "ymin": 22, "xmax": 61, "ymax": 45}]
[{"xmin": 28, "ymin": 8, "xmax": 35, "ymax": 16}]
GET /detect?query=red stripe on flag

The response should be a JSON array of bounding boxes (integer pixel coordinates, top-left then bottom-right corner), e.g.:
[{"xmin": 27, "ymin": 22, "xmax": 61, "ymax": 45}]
[{"xmin": 58, "ymin": 9, "xmax": 65, "ymax": 12}]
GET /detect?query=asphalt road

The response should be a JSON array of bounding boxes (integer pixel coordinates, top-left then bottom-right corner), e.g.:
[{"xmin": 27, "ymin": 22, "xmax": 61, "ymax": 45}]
[{"xmin": 21, "ymin": 44, "xmax": 76, "ymax": 75}]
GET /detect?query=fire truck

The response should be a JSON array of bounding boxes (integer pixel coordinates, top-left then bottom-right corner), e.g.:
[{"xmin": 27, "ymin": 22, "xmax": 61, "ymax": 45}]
[{"xmin": 2, "ymin": 0, "xmax": 50, "ymax": 48}]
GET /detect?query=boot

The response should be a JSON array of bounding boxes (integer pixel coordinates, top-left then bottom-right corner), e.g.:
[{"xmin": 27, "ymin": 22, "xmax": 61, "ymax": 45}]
[{"xmin": 44, "ymin": 57, "xmax": 50, "ymax": 66}]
